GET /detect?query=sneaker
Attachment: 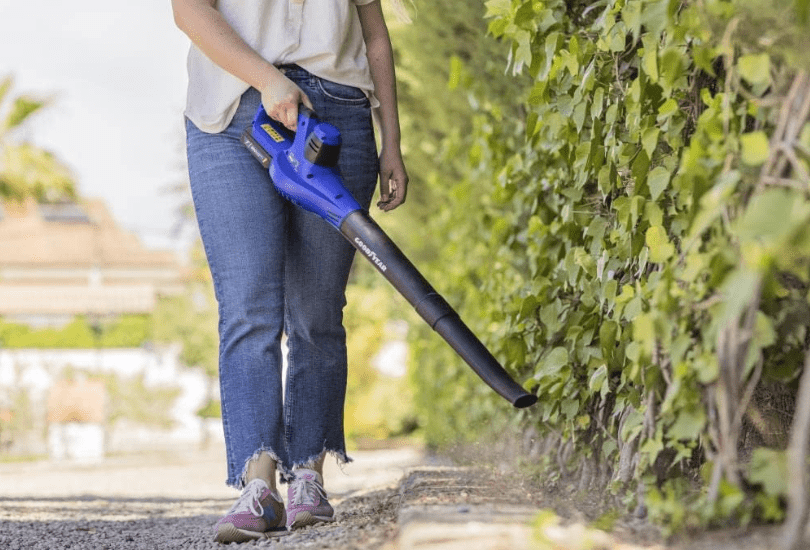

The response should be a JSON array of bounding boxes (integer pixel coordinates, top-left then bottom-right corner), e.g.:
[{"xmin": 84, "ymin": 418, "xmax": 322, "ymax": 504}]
[
  {"xmin": 213, "ymin": 478, "xmax": 287, "ymax": 543},
  {"xmin": 286, "ymin": 469, "xmax": 335, "ymax": 529}
]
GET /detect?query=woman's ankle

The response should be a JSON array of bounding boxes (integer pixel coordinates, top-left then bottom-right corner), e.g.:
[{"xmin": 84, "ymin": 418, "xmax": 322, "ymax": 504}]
[{"xmin": 245, "ymin": 452, "xmax": 277, "ymax": 490}]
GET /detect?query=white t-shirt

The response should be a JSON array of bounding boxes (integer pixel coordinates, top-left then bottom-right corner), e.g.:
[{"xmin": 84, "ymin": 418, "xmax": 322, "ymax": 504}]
[{"xmin": 185, "ymin": 0, "xmax": 379, "ymax": 133}]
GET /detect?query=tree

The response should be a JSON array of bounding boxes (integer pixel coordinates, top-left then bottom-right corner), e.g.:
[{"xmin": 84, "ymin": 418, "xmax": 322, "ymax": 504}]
[{"xmin": 0, "ymin": 76, "xmax": 75, "ymax": 200}]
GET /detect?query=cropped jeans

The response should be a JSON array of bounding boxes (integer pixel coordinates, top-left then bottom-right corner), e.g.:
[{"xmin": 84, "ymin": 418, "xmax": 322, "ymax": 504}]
[{"xmin": 185, "ymin": 66, "xmax": 378, "ymax": 488}]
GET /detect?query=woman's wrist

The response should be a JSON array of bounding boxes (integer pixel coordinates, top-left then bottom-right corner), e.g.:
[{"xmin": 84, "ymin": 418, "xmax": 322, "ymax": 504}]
[
  {"xmin": 254, "ymin": 63, "xmax": 285, "ymax": 94},
  {"xmin": 380, "ymin": 132, "xmax": 402, "ymax": 152}
]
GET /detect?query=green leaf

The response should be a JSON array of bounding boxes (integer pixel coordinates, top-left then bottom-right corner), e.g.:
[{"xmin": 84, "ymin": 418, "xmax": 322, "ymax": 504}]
[
  {"xmin": 609, "ymin": 24, "xmax": 627, "ymax": 52},
  {"xmin": 592, "ymin": 87, "xmax": 605, "ymax": 119},
  {"xmin": 747, "ymin": 448, "xmax": 787, "ymax": 497},
  {"xmin": 514, "ymin": 0, "xmax": 538, "ymax": 29},
  {"xmin": 645, "ymin": 202, "xmax": 664, "ymax": 227},
  {"xmin": 623, "ymin": 0, "xmax": 642, "ymax": 42},
  {"xmin": 0, "ymin": 76, "xmax": 11, "ymax": 107},
  {"xmin": 694, "ymin": 353, "xmax": 719, "ymax": 384},
  {"xmin": 4, "ymin": 96, "xmax": 45, "ymax": 130},
  {"xmin": 735, "ymin": 188, "xmax": 808, "ymax": 245},
  {"xmin": 657, "ymin": 98, "xmax": 678, "ymax": 117},
  {"xmin": 535, "ymin": 347, "xmax": 570, "ymax": 379},
  {"xmin": 448, "ymin": 55, "xmax": 464, "ymax": 90},
  {"xmin": 640, "ymin": 0, "xmax": 670, "ymax": 36},
  {"xmin": 660, "ymin": 48, "xmax": 685, "ymax": 87},
  {"xmin": 561, "ymin": 398, "xmax": 579, "ymax": 419},
  {"xmin": 647, "ymin": 167, "xmax": 670, "ymax": 201},
  {"xmin": 641, "ymin": 38, "xmax": 659, "ymax": 82},
  {"xmin": 693, "ymin": 45, "xmax": 717, "ymax": 76},
  {"xmin": 686, "ymin": 170, "xmax": 740, "ymax": 244},
  {"xmin": 632, "ymin": 150, "xmax": 651, "ymax": 190},
  {"xmin": 541, "ymin": 32, "xmax": 560, "ymax": 79},
  {"xmin": 640, "ymin": 436, "xmax": 664, "ymax": 463},
  {"xmin": 513, "ymin": 30, "xmax": 533, "ymax": 73},
  {"xmin": 754, "ymin": 311, "xmax": 776, "ymax": 349},
  {"xmin": 738, "ymin": 53, "xmax": 771, "ymax": 86},
  {"xmin": 645, "ymin": 225, "xmax": 674, "ymax": 263},
  {"xmin": 719, "ymin": 269, "xmax": 760, "ymax": 325},
  {"xmin": 599, "ymin": 322, "xmax": 618, "ymax": 359},
  {"xmin": 641, "ymin": 128, "xmax": 659, "ymax": 158},
  {"xmin": 740, "ymin": 131, "xmax": 770, "ymax": 166},
  {"xmin": 668, "ymin": 409, "xmax": 706, "ymax": 441}
]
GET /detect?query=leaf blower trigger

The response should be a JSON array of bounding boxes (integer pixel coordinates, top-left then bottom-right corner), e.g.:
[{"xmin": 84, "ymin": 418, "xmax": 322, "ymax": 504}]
[{"xmin": 241, "ymin": 105, "xmax": 537, "ymax": 409}]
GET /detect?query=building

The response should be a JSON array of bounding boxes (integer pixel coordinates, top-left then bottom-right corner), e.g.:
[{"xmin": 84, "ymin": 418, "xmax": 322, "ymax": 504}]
[
  {"xmin": 0, "ymin": 198, "xmax": 209, "ymax": 460},
  {"xmin": 0, "ymin": 198, "xmax": 185, "ymax": 327}
]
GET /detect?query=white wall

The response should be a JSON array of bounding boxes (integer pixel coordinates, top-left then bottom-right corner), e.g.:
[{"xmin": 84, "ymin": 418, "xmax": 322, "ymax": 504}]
[{"xmin": 0, "ymin": 346, "xmax": 220, "ymax": 457}]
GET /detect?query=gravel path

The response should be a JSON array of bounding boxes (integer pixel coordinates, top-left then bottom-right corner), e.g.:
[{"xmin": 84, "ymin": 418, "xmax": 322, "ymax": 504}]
[{"xmin": 0, "ymin": 444, "xmax": 424, "ymax": 549}]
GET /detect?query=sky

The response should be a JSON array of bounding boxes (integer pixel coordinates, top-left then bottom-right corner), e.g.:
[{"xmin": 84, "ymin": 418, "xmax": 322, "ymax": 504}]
[{"xmin": 0, "ymin": 1, "xmax": 194, "ymax": 252}]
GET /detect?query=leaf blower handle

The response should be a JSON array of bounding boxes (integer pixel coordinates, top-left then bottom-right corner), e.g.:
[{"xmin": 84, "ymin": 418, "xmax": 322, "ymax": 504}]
[{"xmin": 297, "ymin": 103, "xmax": 316, "ymax": 122}]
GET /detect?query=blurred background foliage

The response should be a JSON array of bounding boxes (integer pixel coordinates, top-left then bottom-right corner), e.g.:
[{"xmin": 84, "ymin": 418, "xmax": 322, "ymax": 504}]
[{"xmin": 0, "ymin": 77, "xmax": 75, "ymax": 202}]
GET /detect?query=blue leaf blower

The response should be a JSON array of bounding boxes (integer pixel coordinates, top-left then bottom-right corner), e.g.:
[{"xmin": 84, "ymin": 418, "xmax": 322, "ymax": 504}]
[{"xmin": 241, "ymin": 105, "xmax": 537, "ymax": 408}]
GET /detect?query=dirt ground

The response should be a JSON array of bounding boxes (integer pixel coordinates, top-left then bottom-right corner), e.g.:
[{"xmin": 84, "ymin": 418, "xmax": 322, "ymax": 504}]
[
  {"xmin": 0, "ymin": 442, "xmax": 802, "ymax": 550},
  {"xmin": 0, "ymin": 444, "xmax": 424, "ymax": 550}
]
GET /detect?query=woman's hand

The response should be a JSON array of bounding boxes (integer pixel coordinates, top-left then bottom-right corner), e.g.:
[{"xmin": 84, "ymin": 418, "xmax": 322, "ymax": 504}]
[
  {"xmin": 377, "ymin": 147, "xmax": 408, "ymax": 211},
  {"xmin": 259, "ymin": 73, "xmax": 314, "ymax": 131}
]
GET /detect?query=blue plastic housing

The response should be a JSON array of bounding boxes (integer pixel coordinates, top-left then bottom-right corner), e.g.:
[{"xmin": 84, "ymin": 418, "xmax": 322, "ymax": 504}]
[{"xmin": 250, "ymin": 105, "xmax": 363, "ymax": 228}]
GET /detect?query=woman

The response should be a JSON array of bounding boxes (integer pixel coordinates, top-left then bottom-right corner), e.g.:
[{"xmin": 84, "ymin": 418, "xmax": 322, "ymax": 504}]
[{"xmin": 171, "ymin": 0, "xmax": 408, "ymax": 542}]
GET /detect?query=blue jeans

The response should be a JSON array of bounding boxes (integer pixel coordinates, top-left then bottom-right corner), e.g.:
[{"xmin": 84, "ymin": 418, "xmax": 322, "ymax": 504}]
[{"xmin": 185, "ymin": 66, "xmax": 378, "ymax": 488}]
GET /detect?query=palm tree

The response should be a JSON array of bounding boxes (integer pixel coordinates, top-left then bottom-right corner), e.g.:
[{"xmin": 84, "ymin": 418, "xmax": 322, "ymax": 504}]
[{"xmin": 0, "ymin": 76, "xmax": 75, "ymax": 201}]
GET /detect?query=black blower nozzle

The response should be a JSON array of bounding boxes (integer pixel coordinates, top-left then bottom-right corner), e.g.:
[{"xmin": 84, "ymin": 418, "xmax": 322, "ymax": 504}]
[{"xmin": 341, "ymin": 212, "xmax": 537, "ymax": 408}]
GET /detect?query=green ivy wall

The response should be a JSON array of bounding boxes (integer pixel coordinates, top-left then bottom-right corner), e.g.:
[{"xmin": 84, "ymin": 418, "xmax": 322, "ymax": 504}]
[{"xmin": 402, "ymin": 0, "xmax": 810, "ymax": 530}]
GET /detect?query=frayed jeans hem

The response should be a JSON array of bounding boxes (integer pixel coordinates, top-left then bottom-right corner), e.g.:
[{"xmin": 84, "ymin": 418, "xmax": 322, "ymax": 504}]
[
  {"xmin": 230, "ymin": 447, "xmax": 285, "ymax": 490},
  {"xmin": 279, "ymin": 448, "xmax": 353, "ymax": 484}
]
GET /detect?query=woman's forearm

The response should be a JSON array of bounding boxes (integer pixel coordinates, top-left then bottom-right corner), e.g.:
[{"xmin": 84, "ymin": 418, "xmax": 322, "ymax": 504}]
[
  {"xmin": 172, "ymin": 0, "xmax": 283, "ymax": 91},
  {"xmin": 358, "ymin": 1, "xmax": 402, "ymax": 151}
]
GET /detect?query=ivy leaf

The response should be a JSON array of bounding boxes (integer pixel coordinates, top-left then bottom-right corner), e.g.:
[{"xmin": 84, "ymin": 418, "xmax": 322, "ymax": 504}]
[
  {"xmin": 623, "ymin": 0, "xmax": 642, "ymax": 43},
  {"xmin": 718, "ymin": 269, "xmax": 761, "ymax": 325},
  {"xmin": 535, "ymin": 347, "xmax": 569, "ymax": 379},
  {"xmin": 747, "ymin": 448, "xmax": 788, "ymax": 497},
  {"xmin": 735, "ymin": 188, "xmax": 802, "ymax": 244},
  {"xmin": 561, "ymin": 398, "xmax": 579, "ymax": 419},
  {"xmin": 645, "ymin": 225, "xmax": 674, "ymax": 263},
  {"xmin": 660, "ymin": 48, "xmax": 685, "ymax": 88},
  {"xmin": 541, "ymin": 32, "xmax": 560, "ymax": 79},
  {"xmin": 598, "ymin": 322, "xmax": 618, "ymax": 362},
  {"xmin": 754, "ymin": 311, "xmax": 776, "ymax": 350},
  {"xmin": 592, "ymin": 87, "xmax": 605, "ymax": 119},
  {"xmin": 642, "ymin": 128, "xmax": 660, "ymax": 158},
  {"xmin": 668, "ymin": 409, "xmax": 706, "ymax": 441},
  {"xmin": 685, "ymin": 170, "xmax": 740, "ymax": 246},
  {"xmin": 448, "ymin": 55, "xmax": 464, "ymax": 90},
  {"xmin": 640, "ymin": 436, "xmax": 665, "ymax": 464},
  {"xmin": 738, "ymin": 53, "xmax": 771, "ymax": 86},
  {"xmin": 740, "ymin": 131, "xmax": 770, "ymax": 166},
  {"xmin": 512, "ymin": 30, "xmax": 533, "ymax": 73},
  {"xmin": 693, "ymin": 45, "xmax": 717, "ymax": 77},
  {"xmin": 640, "ymin": 0, "xmax": 669, "ymax": 36},
  {"xmin": 641, "ymin": 35, "xmax": 659, "ymax": 82},
  {"xmin": 648, "ymin": 166, "xmax": 670, "ymax": 201}
]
